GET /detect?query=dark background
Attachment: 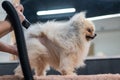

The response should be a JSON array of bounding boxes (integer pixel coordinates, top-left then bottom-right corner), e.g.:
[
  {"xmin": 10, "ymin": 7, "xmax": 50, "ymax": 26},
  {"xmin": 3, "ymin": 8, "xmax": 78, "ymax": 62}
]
[
  {"xmin": 20, "ymin": 0, "xmax": 120, "ymax": 23},
  {"xmin": 0, "ymin": 58, "xmax": 120, "ymax": 75}
]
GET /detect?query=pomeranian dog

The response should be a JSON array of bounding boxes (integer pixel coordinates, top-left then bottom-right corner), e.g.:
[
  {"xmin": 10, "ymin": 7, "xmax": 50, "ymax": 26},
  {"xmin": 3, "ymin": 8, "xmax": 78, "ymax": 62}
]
[{"xmin": 15, "ymin": 12, "xmax": 96, "ymax": 76}]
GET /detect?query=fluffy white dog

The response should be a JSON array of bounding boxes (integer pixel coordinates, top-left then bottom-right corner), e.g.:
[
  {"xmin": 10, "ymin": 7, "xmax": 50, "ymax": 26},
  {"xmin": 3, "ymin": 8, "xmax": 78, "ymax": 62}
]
[{"xmin": 15, "ymin": 12, "xmax": 96, "ymax": 76}]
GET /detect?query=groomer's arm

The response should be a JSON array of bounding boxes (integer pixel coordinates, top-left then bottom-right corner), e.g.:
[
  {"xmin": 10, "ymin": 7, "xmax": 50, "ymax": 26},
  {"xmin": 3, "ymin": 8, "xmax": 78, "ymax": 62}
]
[
  {"xmin": 0, "ymin": 42, "xmax": 17, "ymax": 55},
  {"xmin": 0, "ymin": 4, "xmax": 25, "ymax": 55},
  {"xmin": 0, "ymin": 4, "xmax": 26, "ymax": 38},
  {"xmin": 0, "ymin": 21, "xmax": 12, "ymax": 38}
]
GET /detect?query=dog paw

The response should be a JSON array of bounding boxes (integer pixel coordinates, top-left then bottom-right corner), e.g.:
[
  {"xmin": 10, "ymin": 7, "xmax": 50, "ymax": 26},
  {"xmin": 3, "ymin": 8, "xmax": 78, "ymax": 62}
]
[
  {"xmin": 14, "ymin": 73, "xmax": 24, "ymax": 79},
  {"xmin": 67, "ymin": 72, "xmax": 77, "ymax": 76},
  {"xmin": 14, "ymin": 68, "xmax": 23, "ymax": 78}
]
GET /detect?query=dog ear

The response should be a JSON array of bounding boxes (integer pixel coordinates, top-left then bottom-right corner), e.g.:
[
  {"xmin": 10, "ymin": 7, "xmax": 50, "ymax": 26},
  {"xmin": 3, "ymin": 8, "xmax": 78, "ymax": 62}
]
[
  {"xmin": 69, "ymin": 11, "xmax": 87, "ymax": 27},
  {"xmin": 70, "ymin": 11, "xmax": 86, "ymax": 22},
  {"xmin": 79, "ymin": 11, "xmax": 86, "ymax": 18}
]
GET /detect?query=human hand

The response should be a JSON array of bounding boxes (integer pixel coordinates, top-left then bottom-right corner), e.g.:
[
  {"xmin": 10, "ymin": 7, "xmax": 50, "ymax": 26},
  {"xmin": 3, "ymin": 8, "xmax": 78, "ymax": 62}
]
[
  {"xmin": 9, "ymin": 44, "xmax": 18, "ymax": 55},
  {"xmin": 14, "ymin": 4, "xmax": 25, "ymax": 23}
]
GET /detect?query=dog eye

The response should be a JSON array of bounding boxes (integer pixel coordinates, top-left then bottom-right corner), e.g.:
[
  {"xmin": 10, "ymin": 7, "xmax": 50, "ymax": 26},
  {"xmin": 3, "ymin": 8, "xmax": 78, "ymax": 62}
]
[{"xmin": 87, "ymin": 28, "xmax": 91, "ymax": 32}]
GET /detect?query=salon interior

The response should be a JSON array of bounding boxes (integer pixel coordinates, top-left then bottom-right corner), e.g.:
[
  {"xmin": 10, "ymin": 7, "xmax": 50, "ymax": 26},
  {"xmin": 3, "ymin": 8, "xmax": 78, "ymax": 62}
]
[{"xmin": 0, "ymin": 0, "xmax": 120, "ymax": 76}]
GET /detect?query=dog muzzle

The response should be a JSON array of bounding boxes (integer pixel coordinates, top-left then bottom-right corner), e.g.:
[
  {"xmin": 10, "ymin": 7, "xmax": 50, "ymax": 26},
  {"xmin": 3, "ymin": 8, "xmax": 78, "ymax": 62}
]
[{"xmin": 86, "ymin": 33, "xmax": 97, "ymax": 40}]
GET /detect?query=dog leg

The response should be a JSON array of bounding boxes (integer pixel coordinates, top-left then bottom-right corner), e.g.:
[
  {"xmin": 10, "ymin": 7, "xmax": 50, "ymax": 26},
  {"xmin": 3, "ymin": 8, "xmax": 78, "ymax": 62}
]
[
  {"xmin": 58, "ymin": 53, "xmax": 79, "ymax": 75},
  {"xmin": 14, "ymin": 65, "xmax": 23, "ymax": 77},
  {"xmin": 33, "ymin": 56, "xmax": 49, "ymax": 76},
  {"xmin": 34, "ymin": 65, "xmax": 46, "ymax": 76}
]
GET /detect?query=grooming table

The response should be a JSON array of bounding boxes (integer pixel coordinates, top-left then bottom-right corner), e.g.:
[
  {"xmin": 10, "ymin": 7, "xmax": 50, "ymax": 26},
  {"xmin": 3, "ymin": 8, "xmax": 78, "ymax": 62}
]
[{"xmin": 0, "ymin": 74, "xmax": 120, "ymax": 80}]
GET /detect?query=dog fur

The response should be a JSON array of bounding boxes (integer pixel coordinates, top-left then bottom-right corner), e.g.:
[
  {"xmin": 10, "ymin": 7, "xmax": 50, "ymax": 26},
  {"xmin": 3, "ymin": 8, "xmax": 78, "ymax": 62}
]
[{"xmin": 15, "ymin": 12, "xmax": 96, "ymax": 76}]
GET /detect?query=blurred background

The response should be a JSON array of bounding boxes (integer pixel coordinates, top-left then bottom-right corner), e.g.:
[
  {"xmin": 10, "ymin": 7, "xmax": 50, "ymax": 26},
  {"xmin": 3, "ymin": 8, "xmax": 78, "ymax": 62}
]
[{"xmin": 0, "ymin": 0, "xmax": 120, "ymax": 62}]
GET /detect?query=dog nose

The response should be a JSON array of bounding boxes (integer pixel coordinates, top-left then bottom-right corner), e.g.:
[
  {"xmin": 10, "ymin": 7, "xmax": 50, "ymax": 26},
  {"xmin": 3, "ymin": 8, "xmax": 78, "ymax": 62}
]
[{"xmin": 94, "ymin": 33, "xmax": 97, "ymax": 37}]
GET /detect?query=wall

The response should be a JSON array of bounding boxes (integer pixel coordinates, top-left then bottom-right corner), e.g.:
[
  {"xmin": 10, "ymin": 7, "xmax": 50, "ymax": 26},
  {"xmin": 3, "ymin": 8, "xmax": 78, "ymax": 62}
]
[
  {"xmin": 91, "ymin": 15, "xmax": 120, "ymax": 57},
  {"xmin": 0, "ymin": 35, "xmax": 11, "ymax": 62},
  {"xmin": 93, "ymin": 30, "xmax": 120, "ymax": 57}
]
